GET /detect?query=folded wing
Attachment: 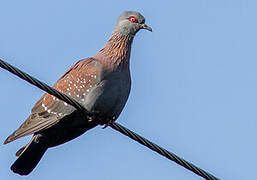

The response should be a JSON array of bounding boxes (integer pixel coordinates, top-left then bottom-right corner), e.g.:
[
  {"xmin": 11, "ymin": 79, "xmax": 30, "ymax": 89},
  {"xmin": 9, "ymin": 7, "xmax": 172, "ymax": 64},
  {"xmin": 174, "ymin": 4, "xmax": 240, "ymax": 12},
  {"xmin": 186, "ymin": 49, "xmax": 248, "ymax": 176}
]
[{"xmin": 4, "ymin": 58, "xmax": 102, "ymax": 144}]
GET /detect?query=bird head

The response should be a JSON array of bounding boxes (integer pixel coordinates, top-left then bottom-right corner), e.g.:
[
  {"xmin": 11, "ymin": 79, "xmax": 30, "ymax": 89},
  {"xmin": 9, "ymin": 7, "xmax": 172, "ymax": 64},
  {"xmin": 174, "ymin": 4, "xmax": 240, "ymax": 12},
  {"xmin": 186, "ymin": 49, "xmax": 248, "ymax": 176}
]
[{"xmin": 113, "ymin": 11, "xmax": 152, "ymax": 36}]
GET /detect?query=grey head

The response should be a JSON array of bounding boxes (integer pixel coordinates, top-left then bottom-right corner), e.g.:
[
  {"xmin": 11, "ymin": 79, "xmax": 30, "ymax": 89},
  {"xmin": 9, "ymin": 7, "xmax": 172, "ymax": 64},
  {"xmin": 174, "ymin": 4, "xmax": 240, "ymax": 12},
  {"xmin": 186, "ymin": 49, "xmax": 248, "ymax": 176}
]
[{"xmin": 113, "ymin": 11, "xmax": 152, "ymax": 36}]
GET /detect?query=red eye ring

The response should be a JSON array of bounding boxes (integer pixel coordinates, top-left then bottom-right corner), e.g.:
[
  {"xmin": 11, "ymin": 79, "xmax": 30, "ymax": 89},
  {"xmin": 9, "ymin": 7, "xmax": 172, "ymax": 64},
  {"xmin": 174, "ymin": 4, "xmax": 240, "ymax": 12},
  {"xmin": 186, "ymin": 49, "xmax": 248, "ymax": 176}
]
[{"xmin": 128, "ymin": 16, "xmax": 138, "ymax": 23}]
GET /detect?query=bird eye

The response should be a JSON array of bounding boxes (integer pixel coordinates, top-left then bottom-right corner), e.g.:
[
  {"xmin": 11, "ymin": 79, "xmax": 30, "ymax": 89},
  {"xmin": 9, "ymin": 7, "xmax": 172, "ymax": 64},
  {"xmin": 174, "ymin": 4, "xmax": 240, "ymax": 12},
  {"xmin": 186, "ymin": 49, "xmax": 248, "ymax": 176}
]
[{"xmin": 128, "ymin": 16, "xmax": 138, "ymax": 23}]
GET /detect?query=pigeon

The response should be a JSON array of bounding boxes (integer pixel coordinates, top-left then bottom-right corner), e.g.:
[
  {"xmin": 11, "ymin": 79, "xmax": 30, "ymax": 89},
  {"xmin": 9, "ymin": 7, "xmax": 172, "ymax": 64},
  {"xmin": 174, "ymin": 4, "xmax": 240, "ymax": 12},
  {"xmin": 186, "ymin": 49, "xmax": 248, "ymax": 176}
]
[{"xmin": 4, "ymin": 11, "xmax": 152, "ymax": 175}]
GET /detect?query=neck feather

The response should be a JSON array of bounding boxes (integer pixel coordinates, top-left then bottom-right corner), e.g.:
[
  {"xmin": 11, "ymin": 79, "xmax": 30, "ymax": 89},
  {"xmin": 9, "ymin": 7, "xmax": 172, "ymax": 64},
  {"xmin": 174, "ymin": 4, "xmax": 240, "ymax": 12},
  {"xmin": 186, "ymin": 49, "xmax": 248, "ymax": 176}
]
[{"xmin": 94, "ymin": 32, "xmax": 133, "ymax": 69}]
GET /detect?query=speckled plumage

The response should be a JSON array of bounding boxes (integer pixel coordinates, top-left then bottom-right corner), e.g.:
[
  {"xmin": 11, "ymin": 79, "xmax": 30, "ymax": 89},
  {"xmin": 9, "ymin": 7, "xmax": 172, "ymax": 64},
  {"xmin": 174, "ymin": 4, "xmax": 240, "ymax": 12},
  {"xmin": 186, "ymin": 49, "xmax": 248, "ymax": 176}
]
[{"xmin": 4, "ymin": 11, "xmax": 151, "ymax": 175}]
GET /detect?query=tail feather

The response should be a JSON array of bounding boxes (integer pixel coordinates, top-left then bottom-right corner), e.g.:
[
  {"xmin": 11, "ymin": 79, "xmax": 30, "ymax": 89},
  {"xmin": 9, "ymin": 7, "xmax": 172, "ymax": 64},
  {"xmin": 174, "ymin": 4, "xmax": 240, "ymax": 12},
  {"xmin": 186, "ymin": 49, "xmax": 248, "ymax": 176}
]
[
  {"xmin": 15, "ymin": 145, "xmax": 27, "ymax": 157},
  {"xmin": 11, "ymin": 135, "xmax": 48, "ymax": 175}
]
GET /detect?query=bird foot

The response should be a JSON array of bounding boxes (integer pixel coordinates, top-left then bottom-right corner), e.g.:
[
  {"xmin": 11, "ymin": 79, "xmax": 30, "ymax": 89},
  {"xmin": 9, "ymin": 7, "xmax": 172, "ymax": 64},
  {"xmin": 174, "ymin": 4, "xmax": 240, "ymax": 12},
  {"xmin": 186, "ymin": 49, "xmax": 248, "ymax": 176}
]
[
  {"xmin": 87, "ymin": 114, "xmax": 97, "ymax": 122},
  {"xmin": 102, "ymin": 119, "xmax": 115, "ymax": 129}
]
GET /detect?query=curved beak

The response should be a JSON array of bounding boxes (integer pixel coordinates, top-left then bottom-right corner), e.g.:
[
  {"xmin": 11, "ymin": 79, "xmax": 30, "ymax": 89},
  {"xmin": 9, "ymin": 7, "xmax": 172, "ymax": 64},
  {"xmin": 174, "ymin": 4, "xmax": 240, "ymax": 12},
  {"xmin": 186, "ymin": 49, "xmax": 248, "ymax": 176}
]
[{"xmin": 141, "ymin": 24, "xmax": 152, "ymax": 32}]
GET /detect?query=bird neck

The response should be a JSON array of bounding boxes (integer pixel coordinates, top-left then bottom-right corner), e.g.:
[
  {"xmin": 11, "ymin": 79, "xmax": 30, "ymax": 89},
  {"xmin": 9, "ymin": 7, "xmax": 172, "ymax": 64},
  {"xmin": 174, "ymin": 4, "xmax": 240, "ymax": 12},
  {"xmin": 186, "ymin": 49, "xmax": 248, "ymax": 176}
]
[{"xmin": 94, "ymin": 32, "xmax": 134, "ymax": 70}]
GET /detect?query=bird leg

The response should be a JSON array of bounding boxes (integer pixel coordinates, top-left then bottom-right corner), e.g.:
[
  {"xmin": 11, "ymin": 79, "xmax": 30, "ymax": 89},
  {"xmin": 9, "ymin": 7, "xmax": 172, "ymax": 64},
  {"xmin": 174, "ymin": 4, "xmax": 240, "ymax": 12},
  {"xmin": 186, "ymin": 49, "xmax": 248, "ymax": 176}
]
[
  {"xmin": 87, "ymin": 114, "xmax": 97, "ymax": 123},
  {"xmin": 102, "ymin": 118, "xmax": 115, "ymax": 129}
]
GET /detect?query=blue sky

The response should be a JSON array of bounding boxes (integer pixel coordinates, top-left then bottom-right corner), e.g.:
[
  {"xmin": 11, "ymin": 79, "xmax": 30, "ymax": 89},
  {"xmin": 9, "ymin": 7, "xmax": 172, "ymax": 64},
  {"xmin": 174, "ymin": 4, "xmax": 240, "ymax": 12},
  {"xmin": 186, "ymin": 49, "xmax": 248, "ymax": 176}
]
[{"xmin": 1, "ymin": 0, "xmax": 256, "ymax": 179}]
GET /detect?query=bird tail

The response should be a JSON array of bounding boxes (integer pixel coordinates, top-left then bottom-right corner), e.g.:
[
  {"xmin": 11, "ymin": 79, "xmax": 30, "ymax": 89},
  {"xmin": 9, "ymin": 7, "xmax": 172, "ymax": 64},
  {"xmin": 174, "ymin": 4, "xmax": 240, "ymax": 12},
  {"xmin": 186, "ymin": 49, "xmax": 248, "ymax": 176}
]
[{"xmin": 11, "ymin": 135, "xmax": 48, "ymax": 176}]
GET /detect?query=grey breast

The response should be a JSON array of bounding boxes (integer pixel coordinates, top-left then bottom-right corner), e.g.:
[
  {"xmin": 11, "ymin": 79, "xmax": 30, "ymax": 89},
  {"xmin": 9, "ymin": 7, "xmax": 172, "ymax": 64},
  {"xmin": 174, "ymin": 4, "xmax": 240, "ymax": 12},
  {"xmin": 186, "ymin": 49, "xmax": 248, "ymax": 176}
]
[{"xmin": 84, "ymin": 70, "xmax": 131, "ymax": 119}]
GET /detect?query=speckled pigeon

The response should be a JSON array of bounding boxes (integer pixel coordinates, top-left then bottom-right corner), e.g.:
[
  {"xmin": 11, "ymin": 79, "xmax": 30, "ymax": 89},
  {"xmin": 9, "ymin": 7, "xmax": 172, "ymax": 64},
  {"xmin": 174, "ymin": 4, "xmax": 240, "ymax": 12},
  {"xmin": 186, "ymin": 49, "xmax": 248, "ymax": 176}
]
[{"xmin": 4, "ymin": 11, "xmax": 152, "ymax": 175}]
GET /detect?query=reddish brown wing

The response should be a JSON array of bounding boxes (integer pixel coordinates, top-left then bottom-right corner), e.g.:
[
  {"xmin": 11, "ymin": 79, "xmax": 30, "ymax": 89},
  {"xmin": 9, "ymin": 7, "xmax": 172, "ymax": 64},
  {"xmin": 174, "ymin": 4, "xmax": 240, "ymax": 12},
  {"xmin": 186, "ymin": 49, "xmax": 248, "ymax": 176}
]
[{"xmin": 4, "ymin": 58, "xmax": 102, "ymax": 144}]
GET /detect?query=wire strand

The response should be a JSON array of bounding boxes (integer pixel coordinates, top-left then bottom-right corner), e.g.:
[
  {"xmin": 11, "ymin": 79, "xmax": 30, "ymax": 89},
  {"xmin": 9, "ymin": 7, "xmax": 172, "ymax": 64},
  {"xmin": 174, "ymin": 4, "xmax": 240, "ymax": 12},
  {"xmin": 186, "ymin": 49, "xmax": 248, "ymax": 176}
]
[
  {"xmin": 0, "ymin": 60, "xmax": 91, "ymax": 115},
  {"xmin": 0, "ymin": 59, "xmax": 220, "ymax": 180}
]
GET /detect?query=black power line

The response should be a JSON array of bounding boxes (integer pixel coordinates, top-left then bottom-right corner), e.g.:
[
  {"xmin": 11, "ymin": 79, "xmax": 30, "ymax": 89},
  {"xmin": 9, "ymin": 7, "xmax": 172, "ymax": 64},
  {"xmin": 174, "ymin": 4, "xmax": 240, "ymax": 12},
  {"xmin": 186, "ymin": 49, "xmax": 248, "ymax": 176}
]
[{"xmin": 0, "ymin": 59, "xmax": 220, "ymax": 180}]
